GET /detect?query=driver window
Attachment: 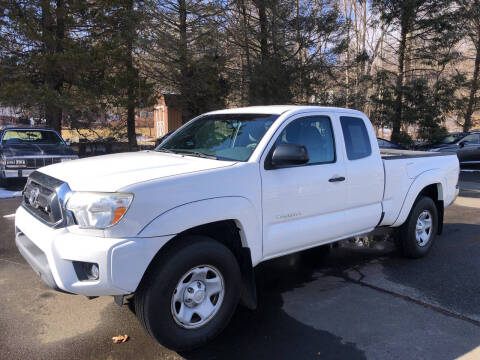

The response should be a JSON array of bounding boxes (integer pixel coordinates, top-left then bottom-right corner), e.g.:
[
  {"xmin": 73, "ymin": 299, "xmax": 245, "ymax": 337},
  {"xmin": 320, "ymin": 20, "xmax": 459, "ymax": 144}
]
[
  {"xmin": 462, "ymin": 134, "xmax": 480, "ymax": 144},
  {"xmin": 277, "ymin": 116, "xmax": 335, "ymax": 164}
]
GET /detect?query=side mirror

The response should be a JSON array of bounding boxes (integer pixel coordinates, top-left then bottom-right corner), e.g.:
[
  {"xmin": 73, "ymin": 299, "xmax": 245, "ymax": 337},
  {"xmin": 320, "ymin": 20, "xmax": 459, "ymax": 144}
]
[
  {"xmin": 271, "ymin": 143, "xmax": 309, "ymax": 167},
  {"xmin": 459, "ymin": 141, "xmax": 468, "ymax": 148}
]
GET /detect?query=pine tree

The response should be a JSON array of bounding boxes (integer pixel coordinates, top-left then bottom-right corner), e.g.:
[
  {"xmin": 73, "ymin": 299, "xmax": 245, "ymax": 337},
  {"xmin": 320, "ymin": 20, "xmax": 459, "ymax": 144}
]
[
  {"xmin": 0, "ymin": 0, "xmax": 93, "ymax": 131},
  {"xmin": 88, "ymin": 0, "xmax": 154, "ymax": 148},
  {"xmin": 374, "ymin": 0, "xmax": 462, "ymax": 143},
  {"xmin": 458, "ymin": 0, "xmax": 480, "ymax": 132},
  {"xmin": 143, "ymin": 0, "xmax": 229, "ymax": 121}
]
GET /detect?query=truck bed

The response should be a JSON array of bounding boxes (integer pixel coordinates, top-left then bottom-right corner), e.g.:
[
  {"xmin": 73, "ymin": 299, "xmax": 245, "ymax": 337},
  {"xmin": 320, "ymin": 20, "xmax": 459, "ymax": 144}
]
[{"xmin": 380, "ymin": 149, "xmax": 455, "ymax": 160}]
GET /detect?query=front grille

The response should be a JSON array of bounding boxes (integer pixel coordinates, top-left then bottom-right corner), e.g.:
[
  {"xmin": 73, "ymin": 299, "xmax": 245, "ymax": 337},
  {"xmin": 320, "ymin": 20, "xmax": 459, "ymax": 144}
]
[
  {"xmin": 43, "ymin": 158, "xmax": 62, "ymax": 166},
  {"xmin": 22, "ymin": 171, "xmax": 66, "ymax": 227},
  {"xmin": 7, "ymin": 157, "xmax": 63, "ymax": 169}
]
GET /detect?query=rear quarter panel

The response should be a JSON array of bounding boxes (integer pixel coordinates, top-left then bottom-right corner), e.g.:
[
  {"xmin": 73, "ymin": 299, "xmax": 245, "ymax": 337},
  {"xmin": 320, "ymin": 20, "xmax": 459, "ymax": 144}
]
[{"xmin": 380, "ymin": 154, "xmax": 459, "ymax": 227}]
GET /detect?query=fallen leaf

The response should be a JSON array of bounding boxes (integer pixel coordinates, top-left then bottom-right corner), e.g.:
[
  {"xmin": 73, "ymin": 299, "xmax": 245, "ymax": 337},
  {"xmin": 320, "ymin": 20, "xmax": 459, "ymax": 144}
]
[{"xmin": 112, "ymin": 334, "xmax": 129, "ymax": 343}]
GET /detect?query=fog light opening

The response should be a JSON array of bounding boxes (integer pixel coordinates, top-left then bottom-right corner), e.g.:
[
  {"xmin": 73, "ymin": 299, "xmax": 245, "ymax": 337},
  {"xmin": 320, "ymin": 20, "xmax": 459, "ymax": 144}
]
[
  {"xmin": 89, "ymin": 264, "xmax": 99, "ymax": 280},
  {"xmin": 72, "ymin": 261, "xmax": 100, "ymax": 281}
]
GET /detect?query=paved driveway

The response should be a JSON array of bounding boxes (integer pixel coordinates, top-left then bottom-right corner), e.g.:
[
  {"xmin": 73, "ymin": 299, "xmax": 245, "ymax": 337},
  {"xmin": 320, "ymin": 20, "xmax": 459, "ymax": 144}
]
[{"xmin": 0, "ymin": 173, "xmax": 479, "ymax": 359}]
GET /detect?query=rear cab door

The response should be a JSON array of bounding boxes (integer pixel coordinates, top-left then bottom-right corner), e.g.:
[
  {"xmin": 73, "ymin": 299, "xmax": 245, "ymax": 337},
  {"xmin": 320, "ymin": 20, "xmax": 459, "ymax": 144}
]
[{"xmin": 336, "ymin": 112, "xmax": 385, "ymax": 234}]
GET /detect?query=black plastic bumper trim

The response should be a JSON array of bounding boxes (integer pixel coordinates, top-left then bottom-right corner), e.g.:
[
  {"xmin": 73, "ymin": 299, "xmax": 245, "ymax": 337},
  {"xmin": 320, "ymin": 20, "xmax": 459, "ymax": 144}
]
[{"xmin": 15, "ymin": 229, "xmax": 73, "ymax": 294}]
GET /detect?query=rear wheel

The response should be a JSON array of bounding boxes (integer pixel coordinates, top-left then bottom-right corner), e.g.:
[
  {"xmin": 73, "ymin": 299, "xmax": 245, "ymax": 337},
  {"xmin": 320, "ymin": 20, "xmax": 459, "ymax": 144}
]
[
  {"xmin": 395, "ymin": 196, "xmax": 438, "ymax": 258},
  {"xmin": 135, "ymin": 236, "xmax": 241, "ymax": 351}
]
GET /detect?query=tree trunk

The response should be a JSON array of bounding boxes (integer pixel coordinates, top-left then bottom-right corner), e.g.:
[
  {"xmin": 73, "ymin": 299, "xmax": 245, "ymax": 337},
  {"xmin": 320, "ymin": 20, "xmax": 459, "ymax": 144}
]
[
  {"xmin": 392, "ymin": 11, "xmax": 409, "ymax": 142},
  {"xmin": 126, "ymin": 0, "xmax": 137, "ymax": 150},
  {"xmin": 254, "ymin": 0, "xmax": 269, "ymax": 103},
  {"xmin": 179, "ymin": 0, "xmax": 187, "ymax": 67},
  {"xmin": 239, "ymin": 0, "xmax": 251, "ymax": 105},
  {"xmin": 178, "ymin": 0, "xmax": 189, "ymax": 119},
  {"xmin": 41, "ymin": 0, "xmax": 63, "ymax": 133},
  {"xmin": 257, "ymin": 1, "xmax": 268, "ymax": 65},
  {"xmin": 343, "ymin": 0, "xmax": 351, "ymax": 108},
  {"xmin": 464, "ymin": 27, "xmax": 480, "ymax": 132},
  {"xmin": 127, "ymin": 83, "xmax": 136, "ymax": 150}
]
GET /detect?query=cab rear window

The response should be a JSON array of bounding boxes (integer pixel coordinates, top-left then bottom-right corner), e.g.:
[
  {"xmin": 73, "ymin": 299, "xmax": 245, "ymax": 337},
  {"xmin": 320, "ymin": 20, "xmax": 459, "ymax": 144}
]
[{"xmin": 340, "ymin": 116, "xmax": 372, "ymax": 160}]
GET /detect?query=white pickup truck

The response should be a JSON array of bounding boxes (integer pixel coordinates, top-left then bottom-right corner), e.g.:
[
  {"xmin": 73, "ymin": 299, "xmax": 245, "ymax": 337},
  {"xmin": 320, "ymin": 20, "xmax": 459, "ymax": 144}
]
[{"xmin": 15, "ymin": 106, "xmax": 459, "ymax": 350}]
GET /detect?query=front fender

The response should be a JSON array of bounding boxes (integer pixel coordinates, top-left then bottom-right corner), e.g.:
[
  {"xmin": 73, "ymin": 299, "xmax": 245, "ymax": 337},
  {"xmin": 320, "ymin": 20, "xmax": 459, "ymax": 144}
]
[
  {"xmin": 392, "ymin": 169, "xmax": 446, "ymax": 227},
  {"xmin": 137, "ymin": 196, "xmax": 263, "ymax": 266}
]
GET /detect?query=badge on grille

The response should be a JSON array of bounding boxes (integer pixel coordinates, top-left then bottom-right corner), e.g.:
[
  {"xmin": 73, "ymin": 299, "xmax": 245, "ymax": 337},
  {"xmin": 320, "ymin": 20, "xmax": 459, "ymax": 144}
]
[{"xmin": 28, "ymin": 187, "xmax": 40, "ymax": 208}]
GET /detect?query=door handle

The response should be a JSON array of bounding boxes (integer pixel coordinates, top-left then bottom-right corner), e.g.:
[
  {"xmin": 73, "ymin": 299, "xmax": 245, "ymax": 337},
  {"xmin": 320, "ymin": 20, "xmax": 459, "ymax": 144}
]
[{"xmin": 329, "ymin": 176, "xmax": 345, "ymax": 182}]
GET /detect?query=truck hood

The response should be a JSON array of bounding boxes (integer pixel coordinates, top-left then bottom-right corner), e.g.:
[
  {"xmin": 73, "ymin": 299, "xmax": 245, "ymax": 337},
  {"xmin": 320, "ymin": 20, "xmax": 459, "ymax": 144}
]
[{"xmin": 38, "ymin": 151, "xmax": 236, "ymax": 192}]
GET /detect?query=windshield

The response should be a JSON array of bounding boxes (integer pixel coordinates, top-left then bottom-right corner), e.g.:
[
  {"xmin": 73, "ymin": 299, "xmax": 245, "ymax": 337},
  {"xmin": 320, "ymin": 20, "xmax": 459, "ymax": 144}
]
[
  {"xmin": 157, "ymin": 114, "xmax": 278, "ymax": 161},
  {"xmin": 441, "ymin": 134, "xmax": 464, "ymax": 144},
  {"xmin": 1, "ymin": 130, "xmax": 64, "ymax": 145}
]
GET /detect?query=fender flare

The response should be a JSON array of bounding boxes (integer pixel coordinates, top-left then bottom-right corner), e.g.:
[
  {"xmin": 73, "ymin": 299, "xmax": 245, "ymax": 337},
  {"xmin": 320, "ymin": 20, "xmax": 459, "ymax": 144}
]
[
  {"xmin": 137, "ymin": 196, "xmax": 263, "ymax": 266},
  {"xmin": 392, "ymin": 169, "xmax": 446, "ymax": 228}
]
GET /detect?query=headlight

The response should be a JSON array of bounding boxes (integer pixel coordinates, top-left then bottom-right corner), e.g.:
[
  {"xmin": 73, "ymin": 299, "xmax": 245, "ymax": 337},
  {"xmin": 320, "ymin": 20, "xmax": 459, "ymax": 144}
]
[
  {"xmin": 428, "ymin": 148, "xmax": 440, "ymax": 152},
  {"xmin": 66, "ymin": 192, "xmax": 133, "ymax": 229}
]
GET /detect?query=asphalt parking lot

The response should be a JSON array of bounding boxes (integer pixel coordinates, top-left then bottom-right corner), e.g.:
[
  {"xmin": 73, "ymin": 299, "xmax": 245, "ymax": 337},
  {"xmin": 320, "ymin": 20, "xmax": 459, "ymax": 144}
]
[{"xmin": 0, "ymin": 172, "xmax": 479, "ymax": 360}]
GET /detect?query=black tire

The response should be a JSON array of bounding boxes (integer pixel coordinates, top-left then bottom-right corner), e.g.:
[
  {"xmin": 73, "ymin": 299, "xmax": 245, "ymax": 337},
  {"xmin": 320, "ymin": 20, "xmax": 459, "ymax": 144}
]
[
  {"xmin": 135, "ymin": 235, "xmax": 241, "ymax": 351},
  {"xmin": 395, "ymin": 196, "xmax": 438, "ymax": 258}
]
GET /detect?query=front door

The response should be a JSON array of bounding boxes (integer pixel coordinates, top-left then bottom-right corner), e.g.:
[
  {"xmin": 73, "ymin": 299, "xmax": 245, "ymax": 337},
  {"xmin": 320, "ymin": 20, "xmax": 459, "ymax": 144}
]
[{"xmin": 261, "ymin": 114, "xmax": 348, "ymax": 258}]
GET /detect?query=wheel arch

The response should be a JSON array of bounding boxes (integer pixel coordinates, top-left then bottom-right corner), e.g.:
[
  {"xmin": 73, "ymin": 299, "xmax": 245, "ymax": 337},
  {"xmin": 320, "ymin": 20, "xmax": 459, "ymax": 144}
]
[
  {"xmin": 135, "ymin": 197, "xmax": 261, "ymax": 309},
  {"xmin": 392, "ymin": 170, "xmax": 446, "ymax": 231}
]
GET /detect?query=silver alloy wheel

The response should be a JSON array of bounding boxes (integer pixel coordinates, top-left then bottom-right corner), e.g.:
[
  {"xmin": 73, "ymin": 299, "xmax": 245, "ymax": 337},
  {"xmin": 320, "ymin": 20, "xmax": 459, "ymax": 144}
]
[
  {"xmin": 415, "ymin": 210, "xmax": 433, "ymax": 247},
  {"xmin": 171, "ymin": 265, "xmax": 225, "ymax": 329}
]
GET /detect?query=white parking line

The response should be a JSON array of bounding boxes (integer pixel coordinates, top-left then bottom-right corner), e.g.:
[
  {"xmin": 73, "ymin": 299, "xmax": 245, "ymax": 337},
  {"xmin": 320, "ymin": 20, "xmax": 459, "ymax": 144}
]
[{"xmin": 3, "ymin": 213, "xmax": 15, "ymax": 218}]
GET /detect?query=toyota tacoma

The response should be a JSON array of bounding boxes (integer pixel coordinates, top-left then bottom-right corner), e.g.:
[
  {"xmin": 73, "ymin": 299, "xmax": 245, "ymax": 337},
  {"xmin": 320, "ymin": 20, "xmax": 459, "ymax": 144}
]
[{"xmin": 15, "ymin": 106, "xmax": 459, "ymax": 350}]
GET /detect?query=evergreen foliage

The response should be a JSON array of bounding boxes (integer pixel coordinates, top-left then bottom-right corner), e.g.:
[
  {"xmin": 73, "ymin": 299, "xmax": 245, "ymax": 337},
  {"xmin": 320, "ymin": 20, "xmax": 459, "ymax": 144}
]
[{"xmin": 0, "ymin": 0, "xmax": 478, "ymax": 144}]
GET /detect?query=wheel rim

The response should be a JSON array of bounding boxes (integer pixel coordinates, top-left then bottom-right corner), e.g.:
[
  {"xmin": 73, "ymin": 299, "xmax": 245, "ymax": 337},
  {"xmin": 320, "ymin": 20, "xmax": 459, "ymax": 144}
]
[
  {"xmin": 171, "ymin": 265, "xmax": 225, "ymax": 329},
  {"xmin": 415, "ymin": 210, "xmax": 433, "ymax": 247}
]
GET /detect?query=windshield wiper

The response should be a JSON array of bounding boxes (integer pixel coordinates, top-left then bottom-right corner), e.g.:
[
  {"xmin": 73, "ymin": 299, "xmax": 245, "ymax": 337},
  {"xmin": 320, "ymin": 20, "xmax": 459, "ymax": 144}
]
[
  {"xmin": 156, "ymin": 148, "xmax": 176, "ymax": 154},
  {"xmin": 174, "ymin": 150, "xmax": 218, "ymax": 160}
]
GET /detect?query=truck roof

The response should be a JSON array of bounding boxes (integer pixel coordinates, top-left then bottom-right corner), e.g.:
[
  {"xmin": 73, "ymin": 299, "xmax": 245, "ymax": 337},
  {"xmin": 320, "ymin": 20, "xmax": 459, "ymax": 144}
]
[{"xmin": 207, "ymin": 105, "xmax": 365, "ymax": 116}]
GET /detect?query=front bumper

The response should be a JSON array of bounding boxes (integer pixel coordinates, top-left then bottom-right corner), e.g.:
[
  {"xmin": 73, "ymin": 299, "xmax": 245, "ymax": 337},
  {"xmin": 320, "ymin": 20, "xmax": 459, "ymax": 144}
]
[
  {"xmin": 15, "ymin": 229, "xmax": 71, "ymax": 293},
  {"xmin": 15, "ymin": 206, "xmax": 173, "ymax": 296},
  {"xmin": 2, "ymin": 169, "xmax": 34, "ymax": 179}
]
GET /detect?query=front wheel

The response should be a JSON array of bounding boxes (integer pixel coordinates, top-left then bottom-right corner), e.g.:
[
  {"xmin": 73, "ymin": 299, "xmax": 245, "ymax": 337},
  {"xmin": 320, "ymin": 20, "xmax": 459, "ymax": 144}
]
[
  {"xmin": 395, "ymin": 196, "xmax": 438, "ymax": 258},
  {"xmin": 135, "ymin": 236, "xmax": 241, "ymax": 351}
]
